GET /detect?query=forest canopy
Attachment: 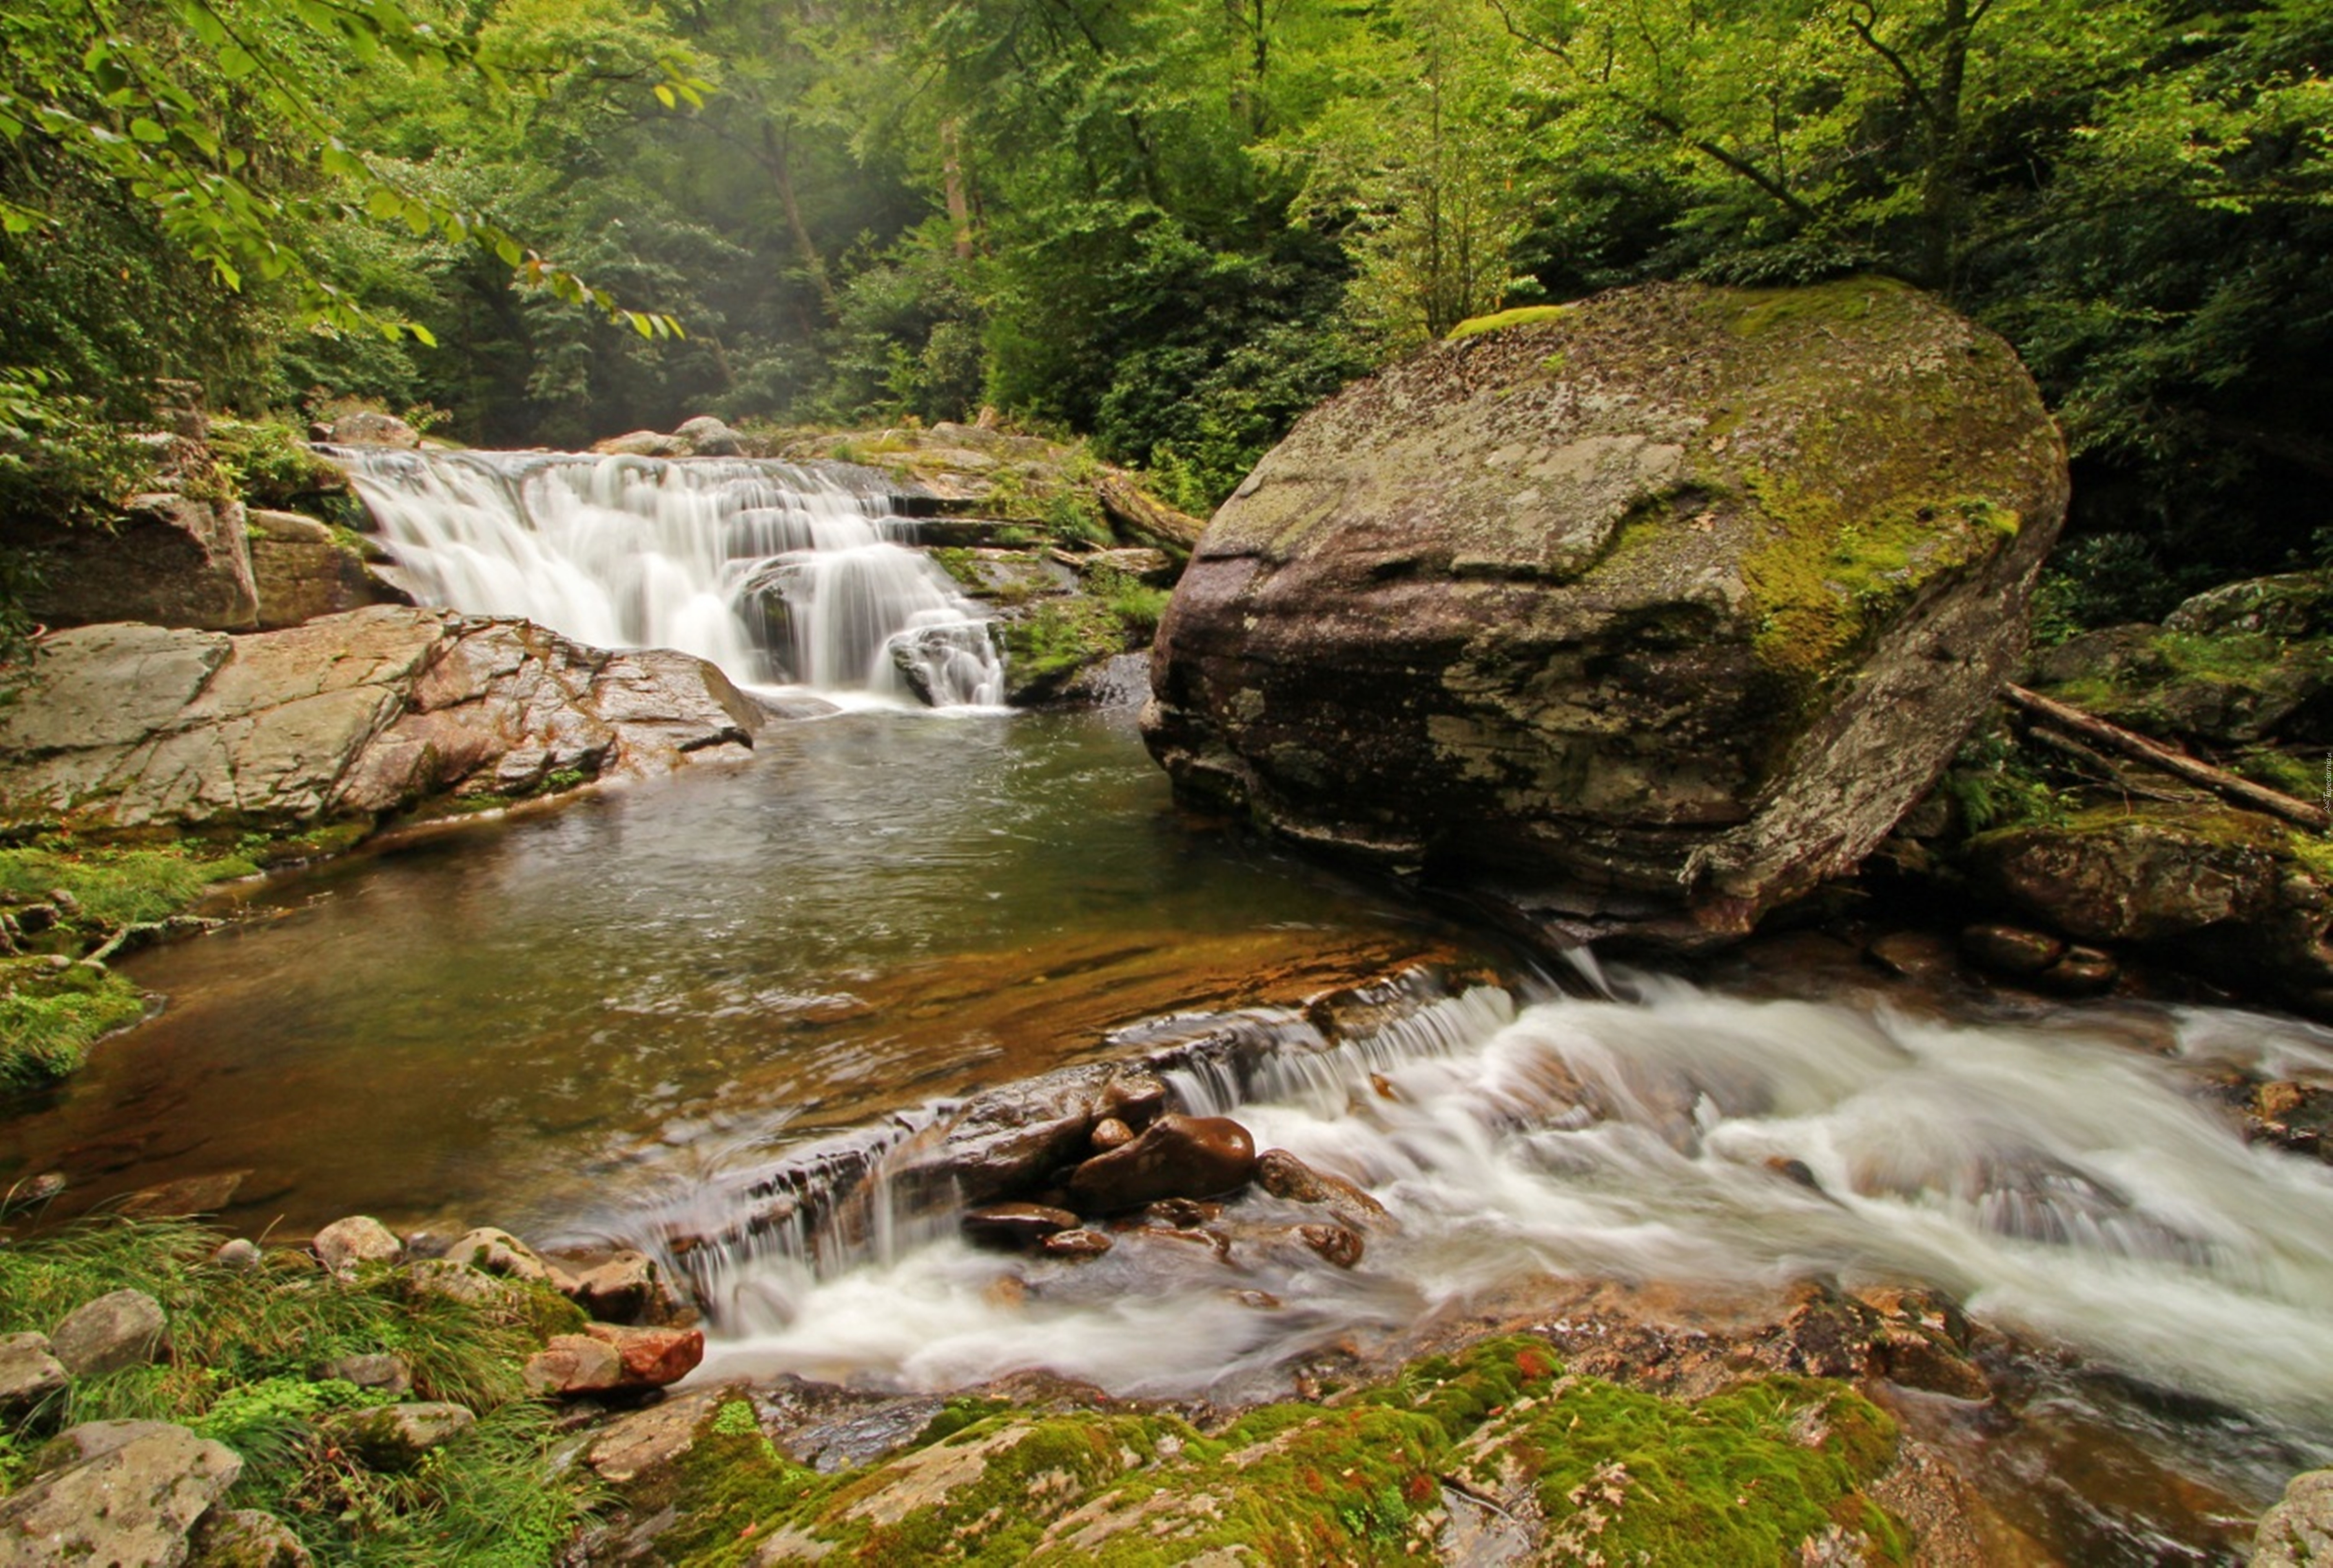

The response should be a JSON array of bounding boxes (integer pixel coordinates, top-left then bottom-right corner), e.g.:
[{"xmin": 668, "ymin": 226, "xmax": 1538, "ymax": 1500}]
[{"xmin": 3, "ymin": 0, "xmax": 2329, "ymax": 607}]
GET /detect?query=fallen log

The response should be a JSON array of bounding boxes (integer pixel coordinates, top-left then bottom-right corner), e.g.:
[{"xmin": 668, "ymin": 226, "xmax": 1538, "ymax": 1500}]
[
  {"xmin": 2003, "ymin": 683, "xmax": 2330, "ymax": 831},
  {"xmin": 1096, "ymin": 474, "xmax": 1204, "ymax": 558}
]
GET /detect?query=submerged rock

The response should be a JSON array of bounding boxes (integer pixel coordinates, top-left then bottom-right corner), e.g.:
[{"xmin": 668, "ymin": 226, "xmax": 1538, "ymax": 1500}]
[
  {"xmin": 0, "ymin": 607, "xmax": 760, "ymax": 838},
  {"xmin": 1146, "ymin": 278, "xmax": 2066, "ymax": 940}
]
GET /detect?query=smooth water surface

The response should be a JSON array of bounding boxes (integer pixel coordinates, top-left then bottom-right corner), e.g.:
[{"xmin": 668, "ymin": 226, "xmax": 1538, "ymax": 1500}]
[{"xmin": 0, "ymin": 708, "xmax": 1466, "ymax": 1235}]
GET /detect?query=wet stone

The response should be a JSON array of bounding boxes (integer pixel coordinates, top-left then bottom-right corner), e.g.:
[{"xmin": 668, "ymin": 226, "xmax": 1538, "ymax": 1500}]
[
  {"xmin": 566, "ymin": 1250, "xmax": 672, "ymax": 1325},
  {"xmin": 1066, "ymin": 1113, "xmax": 1258, "ymax": 1213},
  {"xmin": 1254, "ymin": 1148, "xmax": 1393, "ymax": 1226},
  {"xmin": 963, "ymin": 1202, "xmax": 1081, "ymax": 1249},
  {"xmin": 2035, "ymin": 945, "xmax": 2118, "ymax": 996},
  {"xmin": 1089, "ymin": 1116, "xmax": 1134, "ymax": 1152},
  {"xmin": 1040, "ymin": 1228, "xmax": 1115, "ymax": 1259},
  {"xmin": 1959, "ymin": 922, "xmax": 2066, "ymax": 977},
  {"xmin": 1866, "ymin": 930, "xmax": 1960, "ymax": 983},
  {"xmin": 1297, "ymin": 1223, "xmax": 1365, "ymax": 1269}
]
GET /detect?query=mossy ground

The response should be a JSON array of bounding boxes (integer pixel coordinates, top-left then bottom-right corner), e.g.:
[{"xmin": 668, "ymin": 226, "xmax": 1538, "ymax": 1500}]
[
  {"xmin": 649, "ymin": 1337, "xmax": 1904, "ymax": 1565},
  {"xmin": 1445, "ymin": 304, "xmax": 1575, "ymax": 339},
  {"xmin": 0, "ymin": 840, "xmax": 264, "ymax": 1089},
  {"xmin": 0, "ymin": 1217, "xmax": 593, "ymax": 1566}
]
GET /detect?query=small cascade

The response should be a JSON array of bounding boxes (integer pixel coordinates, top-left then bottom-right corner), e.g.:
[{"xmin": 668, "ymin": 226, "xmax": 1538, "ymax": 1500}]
[{"xmin": 330, "ymin": 447, "xmax": 1004, "ymax": 706}]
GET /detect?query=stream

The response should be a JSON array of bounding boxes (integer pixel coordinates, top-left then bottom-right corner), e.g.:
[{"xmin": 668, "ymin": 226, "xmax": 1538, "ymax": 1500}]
[{"xmin": 5, "ymin": 450, "xmax": 2332, "ymax": 1561}]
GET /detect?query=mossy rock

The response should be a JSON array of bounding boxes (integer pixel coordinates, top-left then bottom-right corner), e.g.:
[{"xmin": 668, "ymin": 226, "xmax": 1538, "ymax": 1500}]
[
  {"xmin": 1146, "ymin": 279, "xmax": 2066, "ymax": 934},
  {"xmin": 644, "ymin": 1338, "xmax": 1909, "ymax": 1565}
]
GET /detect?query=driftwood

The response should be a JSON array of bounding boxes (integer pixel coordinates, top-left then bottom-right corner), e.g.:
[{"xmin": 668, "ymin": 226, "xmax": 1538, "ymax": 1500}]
[
  {"xmin": 2003, "ymin": 683, "xmax": 2330, "ymax": 831},
  {"xmin": 1095, "ymin": 474, "xmax": 1204, "ymax": 558}
]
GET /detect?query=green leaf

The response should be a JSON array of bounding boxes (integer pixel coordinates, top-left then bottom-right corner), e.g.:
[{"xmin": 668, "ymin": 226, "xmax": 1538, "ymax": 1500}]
[
  {"xmin": 409, "ymin": 322, "xmax": 438, "ymax": 347},
  {"xmin": 130, "ymin": 118, "xmax": 169, "ymax": 143},
  {"xmin": 219, "ymin": 46, "xmax": 259, "ymax": 80},
  {"xmin": 364, "ymin": 188, "xmax": 403, "ymax": 220},
  {"xmin": 653, "ymin": 83, "xmax": 677, "ymax": 109}
]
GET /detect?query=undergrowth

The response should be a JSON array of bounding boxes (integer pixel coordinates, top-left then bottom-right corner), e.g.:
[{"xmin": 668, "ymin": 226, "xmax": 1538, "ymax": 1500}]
[{"xmin": 0, "ymin": 1216, "xmax": 592, "ymax": 1563}]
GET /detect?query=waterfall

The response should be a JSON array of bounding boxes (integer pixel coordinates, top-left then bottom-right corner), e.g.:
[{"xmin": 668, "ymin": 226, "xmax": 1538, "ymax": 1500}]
[{"xmin": 328, "ymin": 447, "xmax": 1005, "ymax": 707}]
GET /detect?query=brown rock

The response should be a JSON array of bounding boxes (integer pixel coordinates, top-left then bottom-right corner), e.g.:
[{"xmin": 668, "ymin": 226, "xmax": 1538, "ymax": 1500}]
[
  {"xmin": 1866, "ymin": 930, "xmax": 1960, "ymax": 983},
  {"xmin": 522, "ymin": 1335, "xmax": 625, "ymax": 1398},
  {"xmin": 118, "ymin": 1171, "xmax": 248, "ymax": 1218},
  {"xmin": 1958, "ymin": 922, "xmax": 2065, "ymax": 976},
  {"xmin": 566, "ymin": 1251, "xmax": 673, "ymax": 1325},
  {"xmin": 584, "ymin": 1322, "xmax": 705, "ymax": 1389},
  {"xmin": 0, "ymin": 1333, "xmax": 68, "ymax": 1412},
  {"xmin": 962, "ymin": 1203, "xmax": 1081, "ymax": 1248},
  {"xmin": 1254, "ymin": 1148, "xmax": 1392, "ymax": 1226},
  {"xmin": 1066, "ymin": 1113, "xmax": 1259, "ymax": 1213},
  {"xmin": 1296, "ymin": 1223, "xmax": 1365, "ymax": 1269},
  {"xmin": 1040, "ymin": 1229, "xmax": 1115, "ymax": 1258},
  {"xmin": 50, "ymin": 1290, "xmax": 169, "ymax": 1377},
  {"xmin": 1089, "ymin": 1117, "xmax": 1134, "ymax": 1152},
  {"xmin": 2035, "ymin": 945, "xmax": 2118, "ymax": 996}
]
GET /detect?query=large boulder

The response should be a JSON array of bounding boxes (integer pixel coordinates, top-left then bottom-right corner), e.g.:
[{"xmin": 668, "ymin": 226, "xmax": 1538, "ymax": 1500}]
[
  {"xmin": 246, "ymin": 508, "xmax": 409, "ymax": 631},
  {"xmin": 4, "ymin": 491, "xmax": 258, "ymax": 633},
  {"xmin": 1144, "ymin": 280, "xmax": 2067, "ymax": 937},
  {"xmin": 0, "ymin": 606, "xmax": 761, "ymax": 836}
]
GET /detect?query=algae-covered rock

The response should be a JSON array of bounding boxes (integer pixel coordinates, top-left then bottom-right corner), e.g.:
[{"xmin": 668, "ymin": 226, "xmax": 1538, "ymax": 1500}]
[
  {"xmin": 638, "ymin": 1337, "xmax": 1911, "ymax": 1566},
  {"xmin": 1145, "ymin": 278, "xmax": 2067, "ymax": 937}
]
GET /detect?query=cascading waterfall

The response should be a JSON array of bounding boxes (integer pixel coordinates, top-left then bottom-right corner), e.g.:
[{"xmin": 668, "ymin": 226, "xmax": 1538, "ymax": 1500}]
[
  {"xmin": 330, "ymin": 447, "xmax": 1004, "ymax": 706},
  {"xmin": 655, "ymin": 971, "xmax": 2333, "ymax": 1438}
]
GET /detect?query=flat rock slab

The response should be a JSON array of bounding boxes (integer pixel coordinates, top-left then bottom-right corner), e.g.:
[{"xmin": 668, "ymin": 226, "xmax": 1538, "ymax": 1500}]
[
  {"xmin": 0, "ymin": 1420, "xmax": 241, "ymax": 1566},
  {"xmin": 50, "ymin": 1288, "xmax": 169, "ymax": 1377},
  {"xmin": 0, "ymin": 606, "xmax": 760, "ymax": 836}
]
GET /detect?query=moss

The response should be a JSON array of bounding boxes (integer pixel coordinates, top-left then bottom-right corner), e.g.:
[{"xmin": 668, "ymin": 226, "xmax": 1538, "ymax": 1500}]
[
  {"xmin": 1446, "ymin": 304, "xmax": 1575, "ymax": 339},
  {"xmin": 1740, "ymin": 457, "xmax": 2018, "ymax": 705},
  {"xmin": 0, "ymin": 960, "xmax": 145, "ymax": 1089},
  {"xmin": 1727, "ymin": 276, "xmax": 1915, "ymax": 338},
  {"xmin": 0, "ymin": 843, "xmax": 254, "ymax": 927},
  {"xmin": 643, "ymin": 1336, "xmax": 1904, "ymax": 1566},
  {"xmin": 210, "ymin": 418, "xmax": 349, "ymax": 509}
]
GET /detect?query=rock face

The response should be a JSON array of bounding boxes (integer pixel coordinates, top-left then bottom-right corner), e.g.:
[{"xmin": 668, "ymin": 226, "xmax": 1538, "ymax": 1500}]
[
  {"xmin": 1144, "ymin": 280, "xmax": 2068, "ymax": 935},
  {"xmin": 246, "ymin": 509, "xmax": 408, "ymax": 630},
  {"xmin": 2252, "ymin": 1468, "xmax": 2333, "ymax": 1567},
  {"xmin": 0, "ymin": 606, "xmax": 760, "ymax": 836},
  {"xmin": 50, "ymin": 1288, "xmax": 170, "ymax": 1376},
  {"xmin": 6, "ymin": 491, "xmax": 259, "ymax": 633}
]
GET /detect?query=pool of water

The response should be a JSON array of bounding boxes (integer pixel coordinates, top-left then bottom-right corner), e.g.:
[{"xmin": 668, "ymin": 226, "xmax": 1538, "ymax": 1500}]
[{"xmin": 0, "ymin": 706, "xmax": 1475, "ymax": 1238}]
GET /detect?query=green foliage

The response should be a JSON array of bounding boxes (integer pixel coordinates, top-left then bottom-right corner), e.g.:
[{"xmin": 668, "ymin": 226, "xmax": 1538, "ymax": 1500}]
[
  {"xmin": 0, "ymin": 961, "xmax": 145, "ymax": 1090},
  {"xmin": 208, "ymin": 418, "xmax": 346, "ymax": 509},
  {"xmin": 0, "ymin": 844, "xmax": 251, "ymax": 929},
  {"xmin": 1940, "ymin": 724, "xmax": 2071, "ymax": 833}
]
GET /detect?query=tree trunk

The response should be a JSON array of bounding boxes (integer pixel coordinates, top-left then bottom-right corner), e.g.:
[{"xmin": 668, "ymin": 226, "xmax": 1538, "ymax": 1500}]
[
  {"xmin": 764, "ymin": 121, "xmax": 839, "ymax": 322},
  {"xmin": 2003, "ymin": 684, "xmax": 2331, "ymax": 830},
  {"xmin": 942, "ymin": 119, "xmax": 976, "ymax": 262}
]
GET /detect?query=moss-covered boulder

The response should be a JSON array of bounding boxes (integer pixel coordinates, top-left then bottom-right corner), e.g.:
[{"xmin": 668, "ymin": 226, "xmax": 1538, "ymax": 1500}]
[
  {"xmin": 1968, "ymin": 802, "xmax": 2333, "ymax": 1014},
  {"xmin": 1145, "ymin": 279, "xmax": 2067, "ymax": 936}
]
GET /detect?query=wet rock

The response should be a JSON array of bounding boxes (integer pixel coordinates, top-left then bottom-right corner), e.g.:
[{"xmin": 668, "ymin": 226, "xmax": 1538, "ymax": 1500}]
[
  {"xmin": 2034, "ymin": 944, "xmax": 2118, "ymax": 997},
  {"xmin": 313, "ymin": 1353, "xmax": 411, "ymax": 1398},
  {"xmin": 523, "ymin": 1334, "xmax": 625, "ymax": 1398},
  {"xmin": 1089, "ymin": 1116, "xmax": 1134, "ymax": 1152},
  {"xmin": 51, "ymin": 1288, "xmax": 170, "ymax": 1377},
  {"xmin": 962, "ymin": 1203, "xmax": 1081, "ymax": 1248},
  {"xmin": 566, "ymin": 1250, "xmax": 673, "ymax": 1325},
  {"xmin": 0, "ymin": 1420, "xmax": 241, "ymax": 1566},
  {"xmin": 0, "ymin": 1332, "xmax": 68, "ymax": 1412},
  {"xmin": 1255, "ymin": 1148, "xmax": 1393, "ymax": 1228},
  {"xmin": 211, "ymin": 1239, "xmax": 260, "ymax": 1271},
  {"xmin": 1145, "ymin": 279, "xmax": 2066, "ymax": 937},
  {"xmin": 312, "ymin": 1215, "xmax": 403, "ymax": 1274},
  {"xmin": 326, "ymin": 410, "xmax": 421, "ymax": 449},
  {"xmin": 324, "ymin": 1402, "xmax": 476, "ymax": 1470},
  {"xmin": 586, "ymin": 1389, "xmax": 723, "ymax": 1486},
  {"xmin": 2251, "ymin": 1080, "xmax": 2332, "ymax": 1160},
  {"xmin": 119, "ymin": 1171, "xmax": 249, "ymax": 1218},
  {"xmin": 1765, "ymin": 1156, "xmax": 1824, "ymax": 1191},
  {"xmin": 1066, "ymin": 1113, "xmax": 1259, "ymax": 1213},
  {"xmin": 15, "ymin": 1171, "xmax": 67, "ymax": 1204},
  {"xmin": 2252, "ymin": 1467, "xmax": 2333, "ymax": 1567},
  {"xmin": 528, "ymin": 1325, "xmax": 705, "ymax": 1397},
  {"xmin": 1297, "ymin": 1223, "xmax": 1365, "ymax": 1269},
  {"xmin": 1958, "ymin": 922, "xmax": 2064, "ymax": 976},
  {"xmin": 248, "ymin": 509, "xmax": 405, "ymax": 631},
  {"xmin": 878, "ymin": 1063, "xmax": 1134, "ymax": 1210},
  {"xmin": 1971, "ymin": 804, "xmax": 2333, "ymax": 1011},
  {"xmin": 1040, "ymin": 1228, "xmax": 1115, "ymax": 1259},
  {"xmin": 188, "ymin": 1508, "xmax": 312, "ymax": 1568}
]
